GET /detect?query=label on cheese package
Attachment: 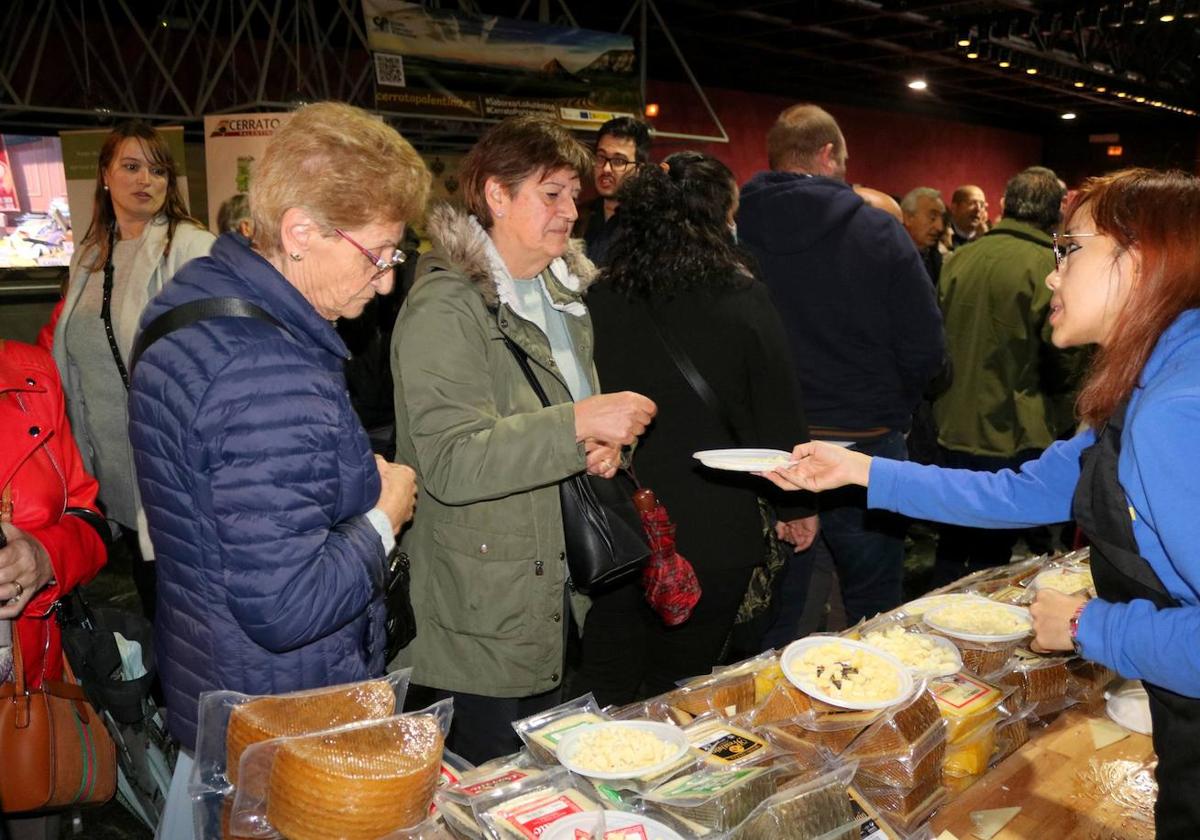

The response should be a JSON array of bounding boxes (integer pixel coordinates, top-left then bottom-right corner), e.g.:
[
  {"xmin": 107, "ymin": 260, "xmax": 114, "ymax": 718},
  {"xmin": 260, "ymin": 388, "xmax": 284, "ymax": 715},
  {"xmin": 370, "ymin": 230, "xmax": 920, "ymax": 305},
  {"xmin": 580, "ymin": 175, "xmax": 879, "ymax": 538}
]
[
  {"xmin": 494, "ymin": 789, "xmax": 599, "ymax": 839},
  {"xmin": 531, "ymin": 713, "xmax": 607, "ymax": 751},
  {"xmin": 685, "ymin": 720, "xmax": 768, "ymax": 766},
  {"xmin": 929, "ymin": 673, "xmax": 1002, "ymax": 717}
]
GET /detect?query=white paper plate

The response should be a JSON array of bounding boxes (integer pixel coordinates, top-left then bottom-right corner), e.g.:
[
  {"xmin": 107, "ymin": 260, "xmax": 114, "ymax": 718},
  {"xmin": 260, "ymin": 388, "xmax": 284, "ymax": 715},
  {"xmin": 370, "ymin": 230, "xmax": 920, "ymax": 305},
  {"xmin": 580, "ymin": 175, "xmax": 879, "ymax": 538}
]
[
  {"xmin": 924, "ymin": 601, "xmax": 1033, "ymax": 643},
  {"xmin": 1106, "ymin": 681, "xmax": 1153, "ymax": 735},
  {"xmin": 902, "ymin": 593, "xmax": 990, "ymax": 618},
  {"xmin": 693, "ymin": 448, "xmax": 794, "ymax": 472},
  {"xmin": 781, "ymin": 637, "xmax": 914, "ymax": 711},
  {"xmin": 542, "ymin": 811, "xmax": 686, "ymax": 840},
  {"xmin": 555, "ymin": 721, "xmax": 689, "ymax": 781}
]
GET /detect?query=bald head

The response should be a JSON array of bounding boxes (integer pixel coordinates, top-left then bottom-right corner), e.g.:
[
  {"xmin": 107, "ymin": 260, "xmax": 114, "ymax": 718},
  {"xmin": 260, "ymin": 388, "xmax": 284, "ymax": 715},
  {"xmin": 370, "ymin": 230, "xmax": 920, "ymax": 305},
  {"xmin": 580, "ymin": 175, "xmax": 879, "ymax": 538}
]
[
  {"xmin": 854, "ymin": 186, "xmax": 902, "ymax": 223},
  {"xmin": 767, "ymin": 104, "xmax": 847, "ymax": 180}
]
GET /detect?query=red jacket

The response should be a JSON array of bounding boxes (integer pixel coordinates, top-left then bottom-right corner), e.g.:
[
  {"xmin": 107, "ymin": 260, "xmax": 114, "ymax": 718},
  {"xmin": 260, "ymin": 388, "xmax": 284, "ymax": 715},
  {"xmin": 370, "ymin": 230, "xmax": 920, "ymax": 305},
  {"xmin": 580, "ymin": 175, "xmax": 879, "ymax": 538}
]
[{"xmin": 1, "ymin": 340, "xmax": 106, "ymax": 688}]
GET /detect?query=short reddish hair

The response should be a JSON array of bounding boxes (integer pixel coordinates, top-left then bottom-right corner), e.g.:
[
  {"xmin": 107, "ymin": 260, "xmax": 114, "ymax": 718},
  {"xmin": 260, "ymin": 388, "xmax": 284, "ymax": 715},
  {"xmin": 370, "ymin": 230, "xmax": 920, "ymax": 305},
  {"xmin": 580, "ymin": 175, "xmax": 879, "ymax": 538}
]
[{"xmin": 1070, "ymin": 168, "xmax": 1200, "ymax": 427}]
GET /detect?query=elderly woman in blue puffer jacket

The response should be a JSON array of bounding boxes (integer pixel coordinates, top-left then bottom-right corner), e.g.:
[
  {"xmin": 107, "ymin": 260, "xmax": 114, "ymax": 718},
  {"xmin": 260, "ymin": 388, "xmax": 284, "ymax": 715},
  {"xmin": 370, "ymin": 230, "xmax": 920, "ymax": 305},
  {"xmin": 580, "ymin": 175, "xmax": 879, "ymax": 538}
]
[{"xmin": 127, "ymin": 103, "xmax": 430, "ymax": 839}]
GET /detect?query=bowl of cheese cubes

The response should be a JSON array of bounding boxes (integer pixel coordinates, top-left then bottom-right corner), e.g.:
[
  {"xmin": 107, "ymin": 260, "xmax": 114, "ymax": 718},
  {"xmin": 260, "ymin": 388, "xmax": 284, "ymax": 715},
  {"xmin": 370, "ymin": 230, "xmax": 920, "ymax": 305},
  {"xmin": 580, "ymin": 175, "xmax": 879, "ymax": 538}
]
[
  {"xmin": 781, "ymin": 637, "xmax": 914, "ymax": 711},
  {"xmin": 555, "ymin": 721, "xmax": 690, "ymax": 781}
]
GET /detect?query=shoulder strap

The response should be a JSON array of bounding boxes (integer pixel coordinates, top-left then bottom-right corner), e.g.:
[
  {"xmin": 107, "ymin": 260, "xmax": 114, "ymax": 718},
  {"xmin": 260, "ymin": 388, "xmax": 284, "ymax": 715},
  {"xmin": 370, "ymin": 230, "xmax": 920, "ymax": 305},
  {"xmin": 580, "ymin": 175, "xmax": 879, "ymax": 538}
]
[
  {"xmin": 648, "ymin": 313, "xmax": 741, "ymax": 446},
  {"xmin": 100, "ymin": 229, "xmax": 132, "ymax": 391},
  {"xmin": 129, "ymin": 297, "xmax": 289, "ymax": 374},
  {"xmin": 502, "ymin": 336, "xmax": 552, "ymax": 409}
]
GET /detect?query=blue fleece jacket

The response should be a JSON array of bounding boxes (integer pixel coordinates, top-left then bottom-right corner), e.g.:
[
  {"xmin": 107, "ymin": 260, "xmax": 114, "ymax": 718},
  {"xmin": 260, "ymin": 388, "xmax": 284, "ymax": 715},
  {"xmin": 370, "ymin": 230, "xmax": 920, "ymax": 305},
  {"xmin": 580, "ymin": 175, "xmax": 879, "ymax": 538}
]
[
  {"xmin": 736, "ymin": 172, "xmax": 944, "ymax": 431},
  {"xmin": 869, "ymin": 309, "xmax": 1200, "ymax": 698}
]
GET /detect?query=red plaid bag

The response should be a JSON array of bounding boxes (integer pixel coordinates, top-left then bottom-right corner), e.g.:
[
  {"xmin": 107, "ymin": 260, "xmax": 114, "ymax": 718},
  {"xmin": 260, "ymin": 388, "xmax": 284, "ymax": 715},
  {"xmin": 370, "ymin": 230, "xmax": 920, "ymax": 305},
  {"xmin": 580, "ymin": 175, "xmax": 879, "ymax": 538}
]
[{"xmin": 633, "ymin": 489, "xmax": 702, "ymax": 626}]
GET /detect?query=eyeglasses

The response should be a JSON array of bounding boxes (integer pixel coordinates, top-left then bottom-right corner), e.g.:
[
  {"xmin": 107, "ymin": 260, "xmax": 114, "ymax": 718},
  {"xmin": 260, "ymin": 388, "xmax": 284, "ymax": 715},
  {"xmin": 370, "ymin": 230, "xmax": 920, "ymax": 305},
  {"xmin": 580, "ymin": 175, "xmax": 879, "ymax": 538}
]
[
  {"xmin": 594, "ymin": 153, "xmax": 636, "ymax": 174},
  {"xmin": 335, "ymin": 228, "xmax": 406, "ymax": 278},
  {"xmin": 1052, "ymin": 232, "xmax": 1099, "ymax": 271}
]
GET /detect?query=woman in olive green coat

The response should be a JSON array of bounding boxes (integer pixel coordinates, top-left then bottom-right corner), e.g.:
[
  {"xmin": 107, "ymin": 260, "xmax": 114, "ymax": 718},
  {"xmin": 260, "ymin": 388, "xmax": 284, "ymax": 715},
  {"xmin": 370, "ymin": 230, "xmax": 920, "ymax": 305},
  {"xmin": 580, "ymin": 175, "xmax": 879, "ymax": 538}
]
[{"xmin": 391, "ymin": 116, "xmax": 656, "ymax": 762}]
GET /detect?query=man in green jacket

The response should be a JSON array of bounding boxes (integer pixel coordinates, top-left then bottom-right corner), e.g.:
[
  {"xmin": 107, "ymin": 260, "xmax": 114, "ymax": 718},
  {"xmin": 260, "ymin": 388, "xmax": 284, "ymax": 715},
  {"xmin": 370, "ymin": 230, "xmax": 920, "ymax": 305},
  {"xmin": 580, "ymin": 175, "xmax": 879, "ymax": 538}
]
[{"xmin": 932, "ymin": 166, "xmax": 1080, "ymax": 585}]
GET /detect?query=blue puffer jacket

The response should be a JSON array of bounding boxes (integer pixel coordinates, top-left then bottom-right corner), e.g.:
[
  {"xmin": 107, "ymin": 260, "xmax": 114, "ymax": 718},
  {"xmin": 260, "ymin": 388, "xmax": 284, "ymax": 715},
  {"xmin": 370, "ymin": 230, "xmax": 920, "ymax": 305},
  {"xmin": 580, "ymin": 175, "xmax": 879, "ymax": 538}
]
[{"xmin": 128, "ymin": 233, "xmax": 387, "ymax": 751}]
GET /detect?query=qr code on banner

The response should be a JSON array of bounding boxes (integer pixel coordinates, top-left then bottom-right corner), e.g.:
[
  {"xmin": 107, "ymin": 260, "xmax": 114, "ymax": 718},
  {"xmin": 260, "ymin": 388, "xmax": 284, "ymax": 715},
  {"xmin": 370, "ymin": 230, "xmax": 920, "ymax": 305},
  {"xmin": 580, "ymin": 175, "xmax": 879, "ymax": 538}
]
[{"xmin": 374, "ymin": 53, "xmax": 406, "ymax": 88}]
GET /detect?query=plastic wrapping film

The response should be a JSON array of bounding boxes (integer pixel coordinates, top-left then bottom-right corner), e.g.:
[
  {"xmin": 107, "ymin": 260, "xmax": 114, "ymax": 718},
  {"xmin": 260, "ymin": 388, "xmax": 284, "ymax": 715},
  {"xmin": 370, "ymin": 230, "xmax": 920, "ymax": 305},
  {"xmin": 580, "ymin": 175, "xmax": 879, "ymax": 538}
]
[
  {"xmin": 856, "ymin": 783, "xmax": 948, "ymax": 837},
  {"xmin": 553, "ymin": 807, "xmax": 693, "ymax": 840},
  {"xmin": 723, "ymin": 761, "xmax": 863, "ymax": 840},
  {"xmin": 641, "ymin": 765, "xmax": 782, "ymax": 833},
  {"xmin": 763, "ymin": 705, "xmax": 879, "ymax": 755},
  {"xmin": 471, "ymin": 767, "xmax": 604, "ymax": 839},
  {"xmin": 922, "ymin": 627, "xmax": 1022, "ymax": 678},
  {"xmin": 657, "ymin": 672, "xmax": 758, "ymax": 724},
  {"xmin": 1067, "ymin": 658, "xmax": 1117, "ymax": 705},
  {"xmin": 991, "ymin": 707, "xmax": 1033, "ymax": 766},
  {"xmin": 927, "ymin": 672, "xmax": 1011, "ymax": 744},
  {"xmin": 510, "ymin": 694, "xmax": 607, "ymax": 765},
  {"xmin": 855, "ymin": 624, "xmax": 963, "ymax": 680},
  {"xmin": 229, "ymin": 698, "xmax": 452, "ymax": 840},
  {"xmin": 1000, "ymin": 649, "xmax": 1072, "ymax": 705},
  {"xmin": 437, "ymin": 751, "xmax": 545, "ymax": 840},
  {"xmin": 841, "ymin": 682, "xmax": 939, "ymax": 757},
  {"xmin": 942, "ymin": 719, "xmax": 997, "ymax": 778},
  {"xmin": 846, "ymin": 716, "xmax": 946, "ymax": 790},
  {"xmin": 191, "ymin": 669, "xmax": 413, "ymax": 797}
]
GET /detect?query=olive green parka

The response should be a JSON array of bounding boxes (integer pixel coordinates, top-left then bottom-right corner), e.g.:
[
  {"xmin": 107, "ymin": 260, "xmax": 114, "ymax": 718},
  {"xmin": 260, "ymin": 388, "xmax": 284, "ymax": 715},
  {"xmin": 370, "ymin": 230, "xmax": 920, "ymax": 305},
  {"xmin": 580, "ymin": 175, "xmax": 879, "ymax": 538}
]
[{"xmin": 390, "ymin": 204, "xmax": 598, "ymax": 696}]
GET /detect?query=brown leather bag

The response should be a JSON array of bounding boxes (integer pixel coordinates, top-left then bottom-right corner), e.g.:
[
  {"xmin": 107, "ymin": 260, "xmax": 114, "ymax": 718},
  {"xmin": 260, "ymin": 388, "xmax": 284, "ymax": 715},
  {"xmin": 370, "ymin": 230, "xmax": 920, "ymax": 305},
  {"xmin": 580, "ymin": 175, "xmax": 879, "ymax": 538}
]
[
  {"xmin": 0, "ymin": 481, "xmax": 117, "ymax": 814},
  {"xmin": 0, "ymin": 624, "xmax": 117, "ymax": 813}
]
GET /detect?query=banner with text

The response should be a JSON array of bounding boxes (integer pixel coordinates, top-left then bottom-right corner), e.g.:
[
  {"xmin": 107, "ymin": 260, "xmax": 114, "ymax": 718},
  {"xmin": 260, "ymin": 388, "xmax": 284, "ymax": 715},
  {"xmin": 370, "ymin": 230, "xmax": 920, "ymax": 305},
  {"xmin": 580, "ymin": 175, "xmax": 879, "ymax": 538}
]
[{"xmin": 203, "ymin": 113, "xmax": 292, "ymax": 233}]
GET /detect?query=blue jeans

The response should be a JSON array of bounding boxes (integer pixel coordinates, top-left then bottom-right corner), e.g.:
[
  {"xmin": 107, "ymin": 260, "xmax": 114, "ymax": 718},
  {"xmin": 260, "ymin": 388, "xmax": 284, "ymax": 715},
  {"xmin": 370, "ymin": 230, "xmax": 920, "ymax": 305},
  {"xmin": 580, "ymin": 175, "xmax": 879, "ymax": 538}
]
[{"xmin": 818, "ymin": 431, "xmax": 909, "ymax": 625}]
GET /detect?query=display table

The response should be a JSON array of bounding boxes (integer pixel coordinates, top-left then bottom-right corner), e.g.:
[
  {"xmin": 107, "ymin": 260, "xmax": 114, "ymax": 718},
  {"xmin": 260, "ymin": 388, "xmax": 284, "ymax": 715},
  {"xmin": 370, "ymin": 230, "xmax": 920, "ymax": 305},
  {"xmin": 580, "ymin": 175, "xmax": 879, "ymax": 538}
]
[{"xmin": 931, "ymin": 703, "xmax": 1155, "ymax": 839}]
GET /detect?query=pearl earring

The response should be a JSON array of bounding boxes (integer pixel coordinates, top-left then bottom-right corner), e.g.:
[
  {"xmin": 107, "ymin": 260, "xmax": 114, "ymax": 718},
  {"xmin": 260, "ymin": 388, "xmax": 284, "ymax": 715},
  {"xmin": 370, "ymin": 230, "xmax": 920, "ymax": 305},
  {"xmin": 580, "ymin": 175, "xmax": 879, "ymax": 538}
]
[
  {"xmin": 103, "ymin": 185, "xmax": 109, "ymax": 191},
  {"xmin": 289, "ymin": 252, "xmax": 303, "ymax": 261}
]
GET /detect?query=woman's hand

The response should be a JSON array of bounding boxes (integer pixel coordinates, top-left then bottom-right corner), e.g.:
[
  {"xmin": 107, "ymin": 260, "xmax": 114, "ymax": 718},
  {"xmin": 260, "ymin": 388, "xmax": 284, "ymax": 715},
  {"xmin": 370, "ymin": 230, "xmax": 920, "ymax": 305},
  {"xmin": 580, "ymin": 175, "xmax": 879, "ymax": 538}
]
[
  {"xmin": 585, "ymin": 440, "xmax": 621, "ymax": 479},
  {"xmin": 759, "ymin": 441, "xmax": 872, "ymax": 493},
  {"xmin": 1030, "ymin": 589, "xmax": 1087, "ymax": 653},
  {"xmin": 775, "ymin": 515, "xmax": 819, "ymax": 552},
  {"xmin": 375, "ymin": 456, "xmax": 418, "ymax": 534},
  {"xmin": 0, "ymin": 524, "xmax": 54, "ymax": 619},
  {"xmin": 574, "ymin": 392, "xmax": 657, "ymax": 447}
]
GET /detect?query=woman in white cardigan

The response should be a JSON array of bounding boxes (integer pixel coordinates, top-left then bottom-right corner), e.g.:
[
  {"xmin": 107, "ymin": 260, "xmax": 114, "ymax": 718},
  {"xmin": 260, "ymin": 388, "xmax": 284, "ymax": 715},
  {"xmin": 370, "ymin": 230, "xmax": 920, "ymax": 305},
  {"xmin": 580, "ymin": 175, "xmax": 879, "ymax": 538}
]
[{"xmin": 50, "ymin": 122, "xmax": 213, "ymax": 619}]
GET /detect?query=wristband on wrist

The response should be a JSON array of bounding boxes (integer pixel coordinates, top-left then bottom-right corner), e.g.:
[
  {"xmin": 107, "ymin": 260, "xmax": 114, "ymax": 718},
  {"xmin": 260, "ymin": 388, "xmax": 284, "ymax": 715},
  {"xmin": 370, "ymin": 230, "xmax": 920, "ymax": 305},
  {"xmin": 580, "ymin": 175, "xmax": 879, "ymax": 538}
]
[{"xmin": 1068, "ymin": 601, "xmax": 1087, "ymax": 655}]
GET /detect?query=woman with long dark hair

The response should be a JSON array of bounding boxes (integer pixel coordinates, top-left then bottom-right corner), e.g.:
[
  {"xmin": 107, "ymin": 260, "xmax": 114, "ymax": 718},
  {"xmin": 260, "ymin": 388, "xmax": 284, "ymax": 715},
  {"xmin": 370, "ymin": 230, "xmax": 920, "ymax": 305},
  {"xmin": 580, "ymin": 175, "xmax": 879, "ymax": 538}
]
[
  {"xmin": 763, "ymin": 168, "xmax": 1200, "ymax": 833},
  {"xmin": 576, "ymin": 152, "xmax": 816, "ymax": 704},
  {"xmin": 50, "ymin": 122, "xmax": 213, "ymax": 618}
]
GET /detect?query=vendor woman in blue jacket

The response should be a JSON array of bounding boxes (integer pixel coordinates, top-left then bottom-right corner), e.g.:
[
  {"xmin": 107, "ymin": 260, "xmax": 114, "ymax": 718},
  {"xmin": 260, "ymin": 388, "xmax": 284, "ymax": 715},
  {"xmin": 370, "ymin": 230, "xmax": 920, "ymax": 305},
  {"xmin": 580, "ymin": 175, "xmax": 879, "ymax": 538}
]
[{"xmin": 762, "ymin": 167, "xmax": 1200, "ymax": 834}]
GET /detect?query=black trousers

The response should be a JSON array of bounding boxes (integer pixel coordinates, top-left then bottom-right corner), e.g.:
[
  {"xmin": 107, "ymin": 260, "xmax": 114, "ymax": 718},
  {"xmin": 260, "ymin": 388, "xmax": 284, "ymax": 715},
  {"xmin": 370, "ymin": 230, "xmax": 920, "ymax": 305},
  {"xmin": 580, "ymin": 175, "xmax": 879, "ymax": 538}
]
[{"xmin": 570, "ymin": 565, "xmax": 754, "ymax": 708}]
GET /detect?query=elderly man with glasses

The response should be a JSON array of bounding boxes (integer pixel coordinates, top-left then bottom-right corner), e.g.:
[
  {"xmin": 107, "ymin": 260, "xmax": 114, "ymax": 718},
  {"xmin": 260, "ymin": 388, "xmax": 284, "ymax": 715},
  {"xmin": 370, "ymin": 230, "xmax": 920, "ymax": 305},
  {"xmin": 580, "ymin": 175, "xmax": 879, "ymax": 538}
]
[{"xmin": 579, "ymin": 116, "xmax": 651, "ymax": 266}]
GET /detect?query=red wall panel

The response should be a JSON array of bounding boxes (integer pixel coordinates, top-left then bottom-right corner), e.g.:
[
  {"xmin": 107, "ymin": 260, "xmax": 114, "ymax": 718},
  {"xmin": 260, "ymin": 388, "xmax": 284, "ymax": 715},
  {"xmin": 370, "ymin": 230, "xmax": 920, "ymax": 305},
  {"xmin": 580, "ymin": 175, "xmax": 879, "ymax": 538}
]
[{"xmin": 644, "ymin": 80, "xmax": 1043, "ymax": 216}]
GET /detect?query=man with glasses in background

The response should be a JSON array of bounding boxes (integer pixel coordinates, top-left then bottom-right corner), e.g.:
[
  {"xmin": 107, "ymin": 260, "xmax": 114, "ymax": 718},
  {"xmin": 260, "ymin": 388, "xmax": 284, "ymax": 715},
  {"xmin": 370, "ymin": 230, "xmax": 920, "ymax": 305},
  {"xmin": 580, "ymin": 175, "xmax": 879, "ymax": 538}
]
[
  {"xmin": 579, "ymin": 116, "xmax": 651, "ymax": 266},
  {"xmin": 932, "ymin": 166, "xmax": 1080, "ymax": 585}
]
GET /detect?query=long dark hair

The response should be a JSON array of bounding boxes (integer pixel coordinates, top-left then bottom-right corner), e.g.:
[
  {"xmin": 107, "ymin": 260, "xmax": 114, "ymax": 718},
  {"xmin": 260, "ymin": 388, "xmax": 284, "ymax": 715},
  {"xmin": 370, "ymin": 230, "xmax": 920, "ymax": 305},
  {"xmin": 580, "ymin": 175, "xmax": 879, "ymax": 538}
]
[
  {"xmin": 79, "ymin": 121, "xmax": 202, "ymax": 271},
  {"xmin": 602, "ymin": 151, "xmax": 753, "ymax": 298}
]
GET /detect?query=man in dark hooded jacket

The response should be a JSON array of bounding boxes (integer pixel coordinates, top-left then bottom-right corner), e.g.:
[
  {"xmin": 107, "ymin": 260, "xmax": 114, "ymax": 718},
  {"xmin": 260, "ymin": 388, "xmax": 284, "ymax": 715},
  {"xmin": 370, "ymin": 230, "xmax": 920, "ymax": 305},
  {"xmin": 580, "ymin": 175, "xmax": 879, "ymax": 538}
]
[{"xmin": 737, "ymin": 103, "xmax": 945, "ymax": 624}]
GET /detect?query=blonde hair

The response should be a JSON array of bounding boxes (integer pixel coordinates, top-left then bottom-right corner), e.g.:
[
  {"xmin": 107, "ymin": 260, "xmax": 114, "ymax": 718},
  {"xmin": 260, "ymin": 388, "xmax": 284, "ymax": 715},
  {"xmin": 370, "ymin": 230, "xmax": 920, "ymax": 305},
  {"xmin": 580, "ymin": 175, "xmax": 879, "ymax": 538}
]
[
  {"xmin": 251, "ymin": 102, "xmax": 431, "ymax": 255},
  {"xmin": 767, "ymin": 104, "xmax": 844, "ymax": 172}
]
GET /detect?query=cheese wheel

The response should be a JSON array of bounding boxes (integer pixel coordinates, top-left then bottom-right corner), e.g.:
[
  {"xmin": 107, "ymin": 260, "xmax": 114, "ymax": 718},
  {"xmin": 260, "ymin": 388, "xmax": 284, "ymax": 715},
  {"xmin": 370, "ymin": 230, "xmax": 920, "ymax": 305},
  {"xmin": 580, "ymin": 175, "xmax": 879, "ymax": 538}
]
[
  {"xmin": 266, "ymin": 714, "xmax": 443, "ymax": 840},
  {"xmin": 226, "ymin": 680, "xmax": 395, "ymax": 785}
]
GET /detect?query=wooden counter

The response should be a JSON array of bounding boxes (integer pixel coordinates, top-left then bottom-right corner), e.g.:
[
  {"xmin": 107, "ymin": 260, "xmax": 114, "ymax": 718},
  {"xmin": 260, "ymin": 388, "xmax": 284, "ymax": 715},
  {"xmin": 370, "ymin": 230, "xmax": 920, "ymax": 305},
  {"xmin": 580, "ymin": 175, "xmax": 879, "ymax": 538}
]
[{"xmin": 930, "ymin": 704, "xmax": 1156, "ymax": 839}]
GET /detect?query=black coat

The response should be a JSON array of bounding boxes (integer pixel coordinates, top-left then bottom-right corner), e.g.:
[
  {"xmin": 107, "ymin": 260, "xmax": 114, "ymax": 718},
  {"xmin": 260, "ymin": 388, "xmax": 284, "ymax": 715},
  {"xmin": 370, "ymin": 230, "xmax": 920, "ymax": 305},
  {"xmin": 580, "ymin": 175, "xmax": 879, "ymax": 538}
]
[{"xmin": 588, "ymin": 279, "xmax": 814, "ymax": 574}]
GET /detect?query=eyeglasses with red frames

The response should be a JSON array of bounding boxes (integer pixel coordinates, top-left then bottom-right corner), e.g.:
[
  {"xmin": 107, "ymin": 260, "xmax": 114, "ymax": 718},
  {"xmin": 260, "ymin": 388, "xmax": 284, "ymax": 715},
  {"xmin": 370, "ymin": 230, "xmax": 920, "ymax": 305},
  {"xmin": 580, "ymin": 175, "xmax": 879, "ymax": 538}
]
[
  {"xmin": 335, "ymin": 228, "xmax": 406, "ymax": 278},
  {"xmin": 1051, "ymin": 232, "xmax": 1099, "ymax": 271}
]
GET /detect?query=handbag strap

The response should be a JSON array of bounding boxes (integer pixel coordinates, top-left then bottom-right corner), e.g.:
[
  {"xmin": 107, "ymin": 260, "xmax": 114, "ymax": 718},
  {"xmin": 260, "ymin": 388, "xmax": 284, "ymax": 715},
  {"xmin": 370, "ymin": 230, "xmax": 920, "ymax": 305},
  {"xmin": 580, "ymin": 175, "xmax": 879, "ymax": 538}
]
[
  {"xmin": 129, "ymin": 296, "xmax": 290, "ymax": 374},
  {"xmin": 647, "ymin": 313, "xmax": 741, "ymax": 446},
  {"xmin": 502, "ymin": 336, "xmax": 553, "ymax": 409},
  {"xmin": 100, "ymin": 229, "xmax": 132, "ymax": 391}
]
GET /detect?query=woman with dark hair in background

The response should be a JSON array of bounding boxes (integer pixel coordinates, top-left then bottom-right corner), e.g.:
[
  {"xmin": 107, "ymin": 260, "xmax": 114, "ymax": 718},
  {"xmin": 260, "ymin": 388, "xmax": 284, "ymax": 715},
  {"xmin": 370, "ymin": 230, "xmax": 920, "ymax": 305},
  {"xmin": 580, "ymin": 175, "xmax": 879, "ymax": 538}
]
[
  {"xmin": 575, "ymin": 151, "xmax": 817, "ymax": 705},
  {"xmin": 50, "ymin": 122, "xmax": 213, "ymax": 619}
]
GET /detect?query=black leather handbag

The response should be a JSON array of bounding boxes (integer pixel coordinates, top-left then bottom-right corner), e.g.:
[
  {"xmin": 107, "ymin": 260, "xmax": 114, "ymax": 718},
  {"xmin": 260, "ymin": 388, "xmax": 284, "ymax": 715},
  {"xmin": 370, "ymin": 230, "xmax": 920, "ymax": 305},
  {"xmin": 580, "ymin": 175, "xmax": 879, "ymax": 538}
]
[{"xmin": 504, "ymin": 338, "xmax": 650, "ymax": 594}]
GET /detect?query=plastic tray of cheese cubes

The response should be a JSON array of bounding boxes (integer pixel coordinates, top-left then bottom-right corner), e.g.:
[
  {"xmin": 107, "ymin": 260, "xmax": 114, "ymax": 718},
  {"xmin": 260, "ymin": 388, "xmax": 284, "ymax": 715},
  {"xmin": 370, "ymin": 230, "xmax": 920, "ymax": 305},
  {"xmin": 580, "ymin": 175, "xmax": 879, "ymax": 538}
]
[{"xmin": 919, "ymin": 596, "xmax": 1033, "ymax": 678}]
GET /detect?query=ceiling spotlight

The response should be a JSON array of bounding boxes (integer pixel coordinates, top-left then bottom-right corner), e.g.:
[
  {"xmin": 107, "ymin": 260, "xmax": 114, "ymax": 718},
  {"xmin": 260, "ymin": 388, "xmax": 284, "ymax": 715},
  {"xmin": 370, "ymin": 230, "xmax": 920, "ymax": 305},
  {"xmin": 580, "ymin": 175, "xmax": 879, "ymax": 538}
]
[
  {"xmin": 1161, "ymin": 13, "xmax": 1176, "ymax": 20},
  {"xmin": 644, "ymin": 102, "xmax": 660, "ymax": 118},
  {"xmin": 1116, "ymin": 91, "xmax": 1128, "ymax": 98},
  {"xmin": 908, "ymin": 78, "xmax": 929, "ymax": 91},
  {"xmin": 999, "ymin": 59, "xmax": 1011, "ymax": 68},
  {"xmin": 1096, "ymin": 86, "xmax": 1108, "ymax": 92},
  {"xmin": 1061, "ymin": 112, "xmax": 1077, "ymax": 120},
  {"xmin": 1135, "ymin": 95, "xmax": 1147, "ymax": 102},
  {"xmin": 1073, "ymin": 80, "xmax": 1086, "ymax": 88},
  {"xmin": 966, "ymin": 50, "xmax": 980, "ymax": 59},
  {"xmin": 1026, "ymin": 67, "xmax": 1039, "ymax": 75},
  {"xmin": 957, "ymin": 35, "xmax": 972, "ymax": 47}
]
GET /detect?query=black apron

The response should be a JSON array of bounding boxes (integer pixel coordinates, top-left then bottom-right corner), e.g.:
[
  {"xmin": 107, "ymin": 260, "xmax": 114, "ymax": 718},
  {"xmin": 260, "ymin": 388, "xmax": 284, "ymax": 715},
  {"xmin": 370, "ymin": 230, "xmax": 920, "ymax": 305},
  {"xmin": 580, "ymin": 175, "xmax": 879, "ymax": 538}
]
[{"xmin": 1072, "ymin": 400, "xmax": 1200, "ymax": 837}]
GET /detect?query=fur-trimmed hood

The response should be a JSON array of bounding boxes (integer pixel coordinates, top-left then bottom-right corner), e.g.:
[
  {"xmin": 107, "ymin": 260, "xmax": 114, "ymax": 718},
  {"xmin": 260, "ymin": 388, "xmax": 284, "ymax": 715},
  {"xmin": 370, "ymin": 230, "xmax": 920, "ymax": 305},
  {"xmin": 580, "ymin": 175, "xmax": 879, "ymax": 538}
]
[{"xmin": 423, "ymin": 202, "xmax": 597, "ymax": 313}]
